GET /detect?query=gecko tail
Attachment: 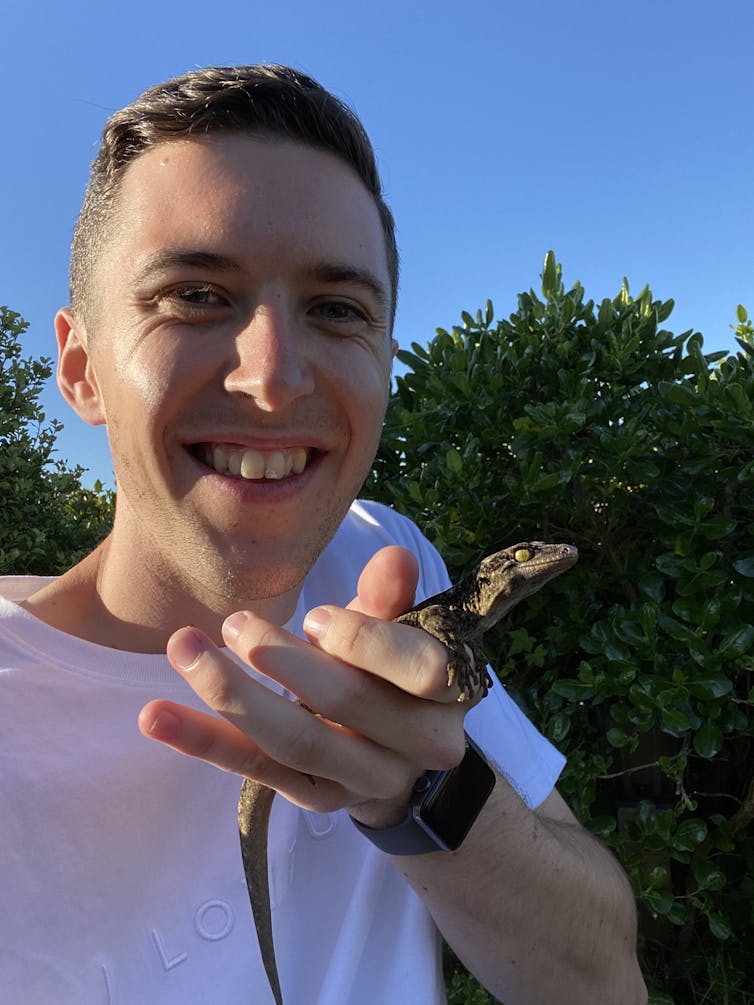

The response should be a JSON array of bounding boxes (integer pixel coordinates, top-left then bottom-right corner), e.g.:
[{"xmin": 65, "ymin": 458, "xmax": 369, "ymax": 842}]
[{"xmin": 238, "ymin": 779, "xmax": 285, "ymax": 1005}]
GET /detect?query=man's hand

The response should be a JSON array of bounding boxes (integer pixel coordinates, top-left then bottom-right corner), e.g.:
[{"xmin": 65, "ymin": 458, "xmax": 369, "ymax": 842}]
[
  {"xmin": 138, "ymin": 544, "xmax": 647, "ymax": 1004},
  {"xmin": 138, "ymin": 546, "xmax": 473, "ymax": 827}
]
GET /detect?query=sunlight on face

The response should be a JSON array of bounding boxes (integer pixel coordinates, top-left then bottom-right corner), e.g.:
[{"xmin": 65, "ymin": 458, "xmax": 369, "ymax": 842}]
[{"xmin": 83, "ymin": 136, "xmax": 394, "ymax": 616}]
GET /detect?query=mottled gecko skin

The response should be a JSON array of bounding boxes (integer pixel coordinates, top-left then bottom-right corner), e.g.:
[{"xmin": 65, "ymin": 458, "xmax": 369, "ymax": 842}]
[
  {"xmin": 238, "ymin": 780, "xmax": 280, "ymax": 1005},
  {"xmin": 238, "ymin": 540, "xmax": 578, "ymax": 1005},
  {"xmin": 398, "ymin": 542, "xmax": 578, "ymax": 700}
]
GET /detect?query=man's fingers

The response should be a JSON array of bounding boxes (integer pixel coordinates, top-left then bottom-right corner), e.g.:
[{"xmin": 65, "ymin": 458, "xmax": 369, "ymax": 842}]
[
  {"xmin": 303, "ymin": 605, "xmax": 461, "ymax": 706},
  {"xmin": 148, "ymin": 540, "xmax": 469, "ymax": 814},
  {"xmin": 138, "ymin": 699, "xmax": 352, "ymax": 812},
  {"xmin": 161, "ymin": 628, "xmax": 415, "ymax": 797},
  {"xmin": 347, "ymin": 545, "xmax": 419, "ymax": 619},
  {"xmin": 221, "ymin": 613, "xmax": 464, "ymax": 768},
  {"xmin": 340, "ymin": 546, "xmax": 466, "ymax": 706},
  {"xmin": 139, "ymin": 698, "xmax": 268, "ymax": 775}
]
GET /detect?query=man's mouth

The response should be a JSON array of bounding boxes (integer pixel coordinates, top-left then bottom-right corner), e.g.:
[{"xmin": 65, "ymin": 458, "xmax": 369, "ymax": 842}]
[{"xmin": 193, "ymin": 443, "xmax": 311, "ymax": 481}]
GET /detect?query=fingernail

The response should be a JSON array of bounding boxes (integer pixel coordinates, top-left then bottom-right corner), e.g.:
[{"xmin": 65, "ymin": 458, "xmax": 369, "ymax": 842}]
[
  {"xmin": 146, "ymin": 709, "xmax": 181, "ymax": 739},
  {"xmin": 167, "ymin": 628, "xmax": 205, "ymax": 670},
  {"xmin": 303, "ymin": 607, "xmax": 331, "ymax": 640},
  {"xmin": 222, "ymin": 610, "xmax": 249, "ymax": 644}
]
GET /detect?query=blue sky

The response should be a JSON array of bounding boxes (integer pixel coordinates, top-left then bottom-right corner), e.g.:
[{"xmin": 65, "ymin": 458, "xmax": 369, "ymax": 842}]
[{"xmin": 2, "ymin": 0, "xmax": 752, "ymax": 488}]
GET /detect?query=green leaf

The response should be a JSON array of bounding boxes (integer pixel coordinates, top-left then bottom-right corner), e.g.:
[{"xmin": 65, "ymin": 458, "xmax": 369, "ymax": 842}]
[
  {"xmin": 658, "ymin": 616, "xmax": 707, "ymax": 652},
  {"xmin": 612, "ymin": 615, "xmax": 645, "ymax": 646},
  {"xmin": 597, "ymin": 297, "xmax": 614, "ymax": 327},
  {"xmin": 660, "ymin": 382, "xmax": 698, "ymax": 406},
  {"xmin": 507, "ymin": 628, "xmax": 533, "ymax": 657},
  {"xmin": 608, "ymin": 727, "xmax": 634, "ymax": 748},
  {"xmin": 660, "ymin": 707, "xmax": 692, "ymax": 737},
  {"xmin": 445, "ymin": 448, "xmax": 463, "ymax": 474},
  {"xmin": 530, "ymin": 471, "xmax": 569, "ymax": 493},
  {"xmin": 655, "ymin": 553, "xmax": 686, "ymax": 578},
  {"xmin": 687, "ymin": 676, "xmax": 732, "ymax": 700},
  {"xmin": 665, "ymin": 901, "xmax": 688, "ymax": 926},
  {"xmin": 637, "ymin": 574, "xmax": 664, "ymax": 603},
  {"xmin": 541, "ymin": 251, "xmax": 559, "ymax": 299},
  {"xmin": 645, "ymin": 891, "xmax": 674, "ymax": 915},
  {"xmin": 693, "ymin": 721, "xmax": 723, "ymax": 758},
  {"xmin": 708, "ymin": 913, "xmax": 733, "ymax": 940},
  {"xmin": 733, "ymin": 556, "xmax": 754, "ymax": 577},
  {"xmin": 717, "ymin": 625, "xmax": 754, "ymax": 658},
  {"xmin": 657, "ymin": 299, "xmax": 674, "ymax": 323},
  {"xmin": 551, "ymin": 679, "xmax": 596, "ymax": 700},
  {"xmin": 693, "ymin": 860, "xmax": 725, "ymax": 891},
  {"xmin": 547, "ymin": 712, "xmax": 571, "ymax": 742},
  {"xmin": 674, "ymin": 818, "xmax": 707, "ymax": 851},
  {"xmin": 589, "ymin": 815, "xmax": 617, "ymax": 838},
  {"xmin": 693, "ymin": 496, "xmax": 715, "ymax": 520},
  {"xmin": 736, "ymin": 303, "xmax": 748, "ymax": 324},
  {"xmin": 406, "ymin": 480, "xmax": 423, "ymax": 504},
  {"xmin": 698, "ymin": 516, "xmax": 737, "ymax": 540}
]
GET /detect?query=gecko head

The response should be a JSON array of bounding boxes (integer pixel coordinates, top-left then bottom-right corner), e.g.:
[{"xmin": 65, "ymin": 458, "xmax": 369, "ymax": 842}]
[{"xmin": 472, "ymin": 542, "xmax": 578, "ymax": 623}]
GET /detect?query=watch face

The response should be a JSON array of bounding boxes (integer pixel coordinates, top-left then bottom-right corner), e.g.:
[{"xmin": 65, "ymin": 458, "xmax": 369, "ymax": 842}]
[{"xmin": 416, "ymin": 739, "xmax": 496, "ymax": 850}]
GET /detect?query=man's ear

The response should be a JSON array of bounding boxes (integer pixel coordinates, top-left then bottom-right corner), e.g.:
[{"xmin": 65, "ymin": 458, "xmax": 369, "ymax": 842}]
[{"xmin": 55, "ymin": 308, "xmax": 107, "ymax": 426}]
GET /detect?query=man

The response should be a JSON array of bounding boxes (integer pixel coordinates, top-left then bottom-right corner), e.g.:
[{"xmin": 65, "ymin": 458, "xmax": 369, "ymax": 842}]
[{"xmin": 0, "ymin": 66, "xmax": 646, "ymax": 1003}]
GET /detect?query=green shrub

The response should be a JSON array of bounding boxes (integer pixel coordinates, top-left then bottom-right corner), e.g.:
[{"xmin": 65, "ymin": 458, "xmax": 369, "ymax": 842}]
[
  {"xmin": 0, "ymin": 307, "xmax": 114, "ymax": 574},
  {"xmin": 367, "ymin": 255, "xmax": 754, "ymax": 1003}
]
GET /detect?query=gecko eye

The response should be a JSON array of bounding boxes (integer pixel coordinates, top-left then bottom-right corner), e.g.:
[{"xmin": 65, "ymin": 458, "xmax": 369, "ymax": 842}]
[{"xmin": 514, "ymin": 548, "xmax": 533, "ymax": 563}]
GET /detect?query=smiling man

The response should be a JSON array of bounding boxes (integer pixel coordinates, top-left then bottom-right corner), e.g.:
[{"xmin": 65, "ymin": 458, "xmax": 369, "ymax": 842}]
[{"xmin": 0, "ymin": 66, "xmax": 646, "ymax": 1004}]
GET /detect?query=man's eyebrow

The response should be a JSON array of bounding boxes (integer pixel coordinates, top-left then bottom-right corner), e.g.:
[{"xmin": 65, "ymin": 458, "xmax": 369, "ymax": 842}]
[
  {"xmin": 131, "ymin": 250, "xmax": 390, "ymax": 309},
  {"xmin": 132, "ymin": 249, "xmax": 243, "ymax": 285},
  {"xmin": 310, "ymin": 262, "xmax": 390, "ymax": 311}
]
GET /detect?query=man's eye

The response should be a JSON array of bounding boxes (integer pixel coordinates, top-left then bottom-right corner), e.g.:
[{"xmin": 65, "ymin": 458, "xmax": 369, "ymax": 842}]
[
  {"xmin": 169, "ymin": 284, "xmax": 221, "ymax": 306},
  {"xmin": 313, "ymin": 300, "xmax": 366, "ymax": 323}
]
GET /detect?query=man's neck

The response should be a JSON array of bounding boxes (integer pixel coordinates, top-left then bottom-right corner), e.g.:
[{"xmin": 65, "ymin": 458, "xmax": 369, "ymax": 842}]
[{"xmin": 20, "ymin": 535, "xmax": 301, "ymax": 653}]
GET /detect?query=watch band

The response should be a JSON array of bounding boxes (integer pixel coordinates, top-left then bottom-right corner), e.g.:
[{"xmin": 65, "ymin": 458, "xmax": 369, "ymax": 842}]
[
  {"xmin": 349, "ymin": 772, "xmax": 443, "ymax": 855},
  {"xmin": 349, "ymin": 733, "xmax": 496, "ymax": 856}
]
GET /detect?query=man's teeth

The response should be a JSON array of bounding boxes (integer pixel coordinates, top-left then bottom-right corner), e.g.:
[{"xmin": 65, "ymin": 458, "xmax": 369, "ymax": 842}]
[{"xmin": 204, "ymin": 445, "xmax": 309, "ymax": 480}]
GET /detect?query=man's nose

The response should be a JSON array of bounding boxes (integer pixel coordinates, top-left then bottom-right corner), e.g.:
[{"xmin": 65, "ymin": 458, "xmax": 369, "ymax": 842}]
[{"xmin": 224, "ymin": 303, "xmax": 315, "ymax": 411}]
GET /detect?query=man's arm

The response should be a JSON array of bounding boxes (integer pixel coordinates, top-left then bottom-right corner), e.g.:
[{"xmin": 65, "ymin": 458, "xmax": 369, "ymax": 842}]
[
  {"xmin": 393, "ymin": 781, "xmax": 646, "ymax": 1005},
  {"xmin": 139, "ymin": 546, "xmax": 646, "ymax": 1005},
  {"xmin": 343, "ymin": 545, "xmax": 647, "ymax": 1003}
]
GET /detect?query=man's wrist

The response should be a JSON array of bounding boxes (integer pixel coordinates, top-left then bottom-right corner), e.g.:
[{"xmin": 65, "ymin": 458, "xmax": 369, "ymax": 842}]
[
  {"xmin": 349, "ymin": 733, "xmax": 496, "ymax": 855},
  {"xmin": 348, "ymin": 788, "xmax": 415, "ymax": 831}
]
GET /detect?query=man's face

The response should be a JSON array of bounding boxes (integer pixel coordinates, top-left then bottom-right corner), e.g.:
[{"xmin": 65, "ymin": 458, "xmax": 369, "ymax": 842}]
[{"xmin": 80, "ymin": 135, "xmax": 394, "ymax": 609}]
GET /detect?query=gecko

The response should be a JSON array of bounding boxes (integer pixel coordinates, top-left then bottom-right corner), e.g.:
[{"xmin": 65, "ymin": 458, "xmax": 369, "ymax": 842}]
[{"xmin": 238, "ymin": 540, "xmax": 578, "ymax": 1005}]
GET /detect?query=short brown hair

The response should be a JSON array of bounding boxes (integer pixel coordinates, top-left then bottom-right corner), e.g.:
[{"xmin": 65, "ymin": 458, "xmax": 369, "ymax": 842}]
[{"xmin": 70, "ymin": 64, "xmax": 399, "ymax": 327}]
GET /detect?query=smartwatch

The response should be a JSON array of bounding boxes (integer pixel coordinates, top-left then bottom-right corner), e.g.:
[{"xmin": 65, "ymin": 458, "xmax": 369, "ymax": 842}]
[{"xmin": 350, "ymin": 733, "xmax": 496, "ymax": 855}]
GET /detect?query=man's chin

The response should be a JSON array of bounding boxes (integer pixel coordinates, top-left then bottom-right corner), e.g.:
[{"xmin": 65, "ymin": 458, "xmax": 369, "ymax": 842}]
[{"xmin": 183, "ymin": 538, "xmax": 322, "ymax": 606}]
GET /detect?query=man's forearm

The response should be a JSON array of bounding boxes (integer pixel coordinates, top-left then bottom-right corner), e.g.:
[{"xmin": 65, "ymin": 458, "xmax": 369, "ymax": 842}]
[{"xmin": 392, "ymin": 774, "xmax": 647, "ymax": 1005}]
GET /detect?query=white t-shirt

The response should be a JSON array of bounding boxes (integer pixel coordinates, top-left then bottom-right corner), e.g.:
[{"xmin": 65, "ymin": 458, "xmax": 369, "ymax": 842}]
[{"xmin": 0, "ymin": 500, "xmax": 565, "ymax": 1004}]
